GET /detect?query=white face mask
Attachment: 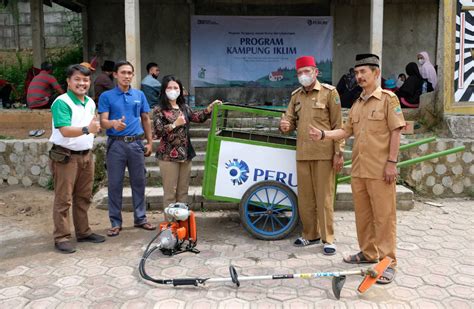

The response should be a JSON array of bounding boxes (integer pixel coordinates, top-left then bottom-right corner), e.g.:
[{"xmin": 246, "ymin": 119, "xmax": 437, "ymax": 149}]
[
  {"xmin": 298, "ymin": 73, "xmax": 314, "ymax": 87},
  {"xmin": 166, "ymin": 89, "xmax": 180, "ymax": 101},
  {"xmin": 418, "ymin": 59, "xmax": 425, "ymax": 65}
]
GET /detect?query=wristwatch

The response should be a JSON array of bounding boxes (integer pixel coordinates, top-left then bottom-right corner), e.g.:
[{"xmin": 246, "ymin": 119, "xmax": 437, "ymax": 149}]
[{"xmin": 82, "ymin": 126, "xmax": 90, "ymax": 135}]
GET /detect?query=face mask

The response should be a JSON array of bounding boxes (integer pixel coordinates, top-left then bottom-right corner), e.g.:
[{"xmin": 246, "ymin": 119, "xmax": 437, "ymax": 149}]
[
  {"xmin": 298, "ymin": 73, "xmax": 314, "ymax": 87},
  {"xmin": 166, "ymin": 89, "xmax": 180, "ymax": 101},
  {"xmin": 418, "ymin": 59, "xmax": 425, "ymax": 65}
]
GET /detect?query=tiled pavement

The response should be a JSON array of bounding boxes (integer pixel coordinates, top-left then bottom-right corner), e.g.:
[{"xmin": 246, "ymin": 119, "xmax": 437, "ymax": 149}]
[{"xmin": 0, "ymin": 199, "xmax": 473, "ymax": 308}]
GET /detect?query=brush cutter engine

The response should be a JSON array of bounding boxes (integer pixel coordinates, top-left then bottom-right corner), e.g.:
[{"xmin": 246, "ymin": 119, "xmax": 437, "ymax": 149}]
[{"xmin": 156, "ymin": 203, "xmax": 199, "ymax": 256}]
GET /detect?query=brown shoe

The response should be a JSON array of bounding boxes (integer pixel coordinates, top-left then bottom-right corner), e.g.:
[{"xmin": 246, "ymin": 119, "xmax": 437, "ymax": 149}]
[{"xmin": 55, "ymin": 241, "xmax": 76, "ymax": 254}]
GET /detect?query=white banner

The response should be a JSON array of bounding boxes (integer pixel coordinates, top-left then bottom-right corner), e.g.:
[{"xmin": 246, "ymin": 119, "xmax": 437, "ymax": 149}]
[
  {"xmin": 215, "ymin": 141, "xmax": 297, "ymax": 200},
  {"xmin": 191, "ymin": 15, "xmax": 333, "ymax": 88}
]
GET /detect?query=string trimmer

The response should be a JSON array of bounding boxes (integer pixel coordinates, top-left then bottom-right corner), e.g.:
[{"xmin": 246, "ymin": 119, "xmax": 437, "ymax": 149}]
[{"xmin": 138, "ymin": 203, "xmax": 392, "ymax": 299}]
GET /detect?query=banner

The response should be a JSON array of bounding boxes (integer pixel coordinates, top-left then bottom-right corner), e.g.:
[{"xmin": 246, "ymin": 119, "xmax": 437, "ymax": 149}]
[
  {"xmin": 214, "ymin": 141, "xmax": 297, "ymax": 201},
  {"xmin": 191, "ymin": 16, "xmax": 333, "ymax": 88}
]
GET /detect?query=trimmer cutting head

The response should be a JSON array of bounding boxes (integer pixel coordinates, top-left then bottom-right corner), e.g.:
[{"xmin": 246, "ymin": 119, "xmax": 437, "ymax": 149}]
[{"xmin": 357, "ymin": 257, "xmax": 393, "ymax": 293}]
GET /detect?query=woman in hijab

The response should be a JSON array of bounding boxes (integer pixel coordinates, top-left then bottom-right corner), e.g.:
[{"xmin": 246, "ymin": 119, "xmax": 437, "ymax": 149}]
[
  {"xmin": 396, "ymin": 62, "xmax": 424, "ymax": 107},
  {"xmin": 417, "ymin": 51, "xmax": 437, "ymax": 90}
]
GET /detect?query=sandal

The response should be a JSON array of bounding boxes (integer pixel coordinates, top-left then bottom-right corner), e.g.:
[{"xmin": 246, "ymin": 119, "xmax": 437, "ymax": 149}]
[
  {"xmin": 376, "ymin": 267, "xmax": 396, "ymax": 284},
  {"xmin": 343, "ymin": 252, "xmax": 377, "ymax": 264},
  {"xmin": 35, "ymin": 129, "xmax": 45, "ymax": 137},
  {"xmin": 293, "ymin": 237, "xmax": 321, "ymax": 247},
  {"xmin": 323, "ymin": 243, "xmax": 337, "ymax": 256},
  {"xmin": 134, "ymin": 222, "xmax": 156, "ymax": 231},
  {"xmin": 107, "ymin": 226, "xmax": 121, "ymax": 237}
]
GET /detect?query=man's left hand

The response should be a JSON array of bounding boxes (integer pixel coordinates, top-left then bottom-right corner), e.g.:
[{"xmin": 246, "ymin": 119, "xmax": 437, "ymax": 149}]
[
  {"xmin": 383, "ymin": 162, "xmax": 398, "ymax": 184},
  {"xmin": 144, "ymin": 143, "xmax": 152, "ymax": 157},
  {"xmin": 333, "ymin": 153, "xmax": 343, "ymax": 172}
]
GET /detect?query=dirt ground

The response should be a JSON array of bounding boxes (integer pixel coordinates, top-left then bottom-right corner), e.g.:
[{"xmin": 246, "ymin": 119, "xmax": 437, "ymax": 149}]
[{"xmin": 0, "ymin": 185, "xmax": 168, "ymax": 261}]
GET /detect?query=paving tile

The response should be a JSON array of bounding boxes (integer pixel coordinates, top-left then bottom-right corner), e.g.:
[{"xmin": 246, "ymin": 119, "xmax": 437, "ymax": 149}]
[
  {"xmin": 106, "ymin": 266, "xmax": 134, "ymax": 278},
  {"xmin": 24, "ymin": 266, "xmax": 55, "ymax": 277},
  {"xmin": 183, "ymin": 298, "xmax": 217, "ymax": 309},
  {"xmin": 52, "ymin": 265, "xmax": 83, "ymax": 277},
  {"xmin": 25, "ymin": 285, "xmax": 60, "ymax": 300},
  {"xmin": 89, "ymin": 299, "xmax": 120, "ymax": 309},
  {"xmin": 120, "ymin": 298, "xmax": 153, "ymax": 309},
  {"xmin": 394, "ymin": 274, "xmax": 424, "ymax": 289},
  {"xmin": 86, "ymin": 285, "xmax": 118, "ymax": 302},
  {"xmin": 144, "ymin": 287, "xmax": 177, "ymax": 300},
  {"xmin": 56, "ymin": 297, "xmax": 92, "ymax": 309},
  {"xmin": 282, "ymin": 299, "xmax": 315, "ymax": 309},
  {"xmin": 55, "ymin": 286, "xmax": 88, "ymax": 300},
  {"xmin": 388, "ymin": 286, "xmax": 419, "ymax": 301},
  {"xmin": 24, "ymin": 296, "xmax": 59, "ymax": 309},
  {"xmin": 441, "ymin": 297, "xmax": 473, "ymax": 309},
  {"xmin": 54, "ymin": 275, "xmax": 85, "ymax": 288},
  {"xmin": 236, "ymin": 285, "xmax": 267, "ymax": 301},
  {"xmin": 0, "ymin": 296, "xmax": 29, "ymax": 309},
  {"xmin": 159, "ymin": 265, "xmax": 188, "ymax": 278},
  {"xmin": 409, "ymin": 299, "xmax": 445, "ymax": 309},
  {"xmin": 417, "ymin": 285, "xmax": 450, "ymax": 300},
  {"xmin": 267, "ymin": 286, "xmax": 298, "ymax": 301},
  {"xmin": 422, "ymin": 274, "xmax": 453, "ymax": 288},
  {"xmin": 249, "ymin": 299, "xmax": 282, "ymax": 309},
  {"xmin": 206, "ymin": 286, "xmax": 237, "ymax": 301},
  {"xmin": 114, "ymin": 285, "xmax": 148, "ymax": 301},
  {"xmin": 217, "ymin": 298, "xmax": 249, "ymax": 309},
  {"xmin": 153, "ymin": 299, "xmax": 186, "ymax": 309},
  {"xmin": 446, "ymin": 284, "xmax": 474, "ymax": 299},
  {"xmin": 0, "ymin": 285, "xmax": 30, "ymax": 300},
  {"xmin": 5, "ymin": 266, "xmax": 30, "ymax": 276},
  {"xmin": 80, "ymin": 265, "xmax": 110, "ymax": 277},
  {"xmin": 109, "ymin": 275, "xmax": 138, "ymax": 289}
]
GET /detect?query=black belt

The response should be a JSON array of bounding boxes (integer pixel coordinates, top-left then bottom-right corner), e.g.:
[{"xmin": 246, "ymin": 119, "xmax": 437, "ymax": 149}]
[
  {"xmin": 52, "ymin": 144, "xmax": 90, "ymax": 155},
  {"xmin": 70, "ymin": 149, "xmax": 90, "ymax": 155},
  {"xmin": 109, "ymin": 135, "xmax": 144, "ymax": 143}
]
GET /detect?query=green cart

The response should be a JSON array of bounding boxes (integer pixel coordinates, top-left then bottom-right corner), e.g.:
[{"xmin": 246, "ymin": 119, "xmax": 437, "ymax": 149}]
[{"xmin": 202, "ymin": 103, "xmax": 300, "ymax": 240}]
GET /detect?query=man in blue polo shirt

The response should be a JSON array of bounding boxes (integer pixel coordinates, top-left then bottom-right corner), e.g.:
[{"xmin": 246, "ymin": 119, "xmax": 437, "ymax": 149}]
[{"xmin": 98, "ymin": 60, "xmax": 155, "ymax": 237}]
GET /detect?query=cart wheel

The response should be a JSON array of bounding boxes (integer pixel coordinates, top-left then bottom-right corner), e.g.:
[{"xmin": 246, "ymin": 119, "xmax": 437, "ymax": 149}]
[{"xmin": 239, "ymin": 180, "xmax": 299, "ymax": 240}]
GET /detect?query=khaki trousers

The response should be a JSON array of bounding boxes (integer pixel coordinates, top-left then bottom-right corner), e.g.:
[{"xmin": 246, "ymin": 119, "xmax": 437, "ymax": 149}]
[
  {"xmin": 51, "ymin": 152, "xmax": 93, "ymax": 243},
  {"xmin": 159, "ymin": 160, "xmax": 192, "ymax": 208},
  {"xmin": 296, "ymin": 160, "xmax": 335, "ymax": 244},
  {"xmin": 351, "ymin": 177, "xmax": 397, "ymax": 266}
]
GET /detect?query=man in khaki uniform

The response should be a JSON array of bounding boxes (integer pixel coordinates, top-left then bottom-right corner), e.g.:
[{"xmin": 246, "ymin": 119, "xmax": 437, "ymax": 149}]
[
  {"xmin": 309, "ymin": 54, "xmax": 406, "ymax": 284},
  {"xmin": 280, "ymin": 56, "xmax": 344, "ymax": 255}
]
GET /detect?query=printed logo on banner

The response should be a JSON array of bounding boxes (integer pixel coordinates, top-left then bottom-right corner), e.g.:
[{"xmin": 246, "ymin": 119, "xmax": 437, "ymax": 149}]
[{"xmin": 225, "ymin": 159, "xmax": 250, "ymax": 185}]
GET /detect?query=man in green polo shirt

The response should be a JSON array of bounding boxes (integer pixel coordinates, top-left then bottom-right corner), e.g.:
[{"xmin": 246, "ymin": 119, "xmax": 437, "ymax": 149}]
[{"xmin": 49, "ymin": 64, "xmax": 105, "ymax": 254}]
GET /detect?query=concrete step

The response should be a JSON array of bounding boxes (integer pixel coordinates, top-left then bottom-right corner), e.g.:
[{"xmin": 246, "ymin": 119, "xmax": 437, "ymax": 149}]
[
  {"xmin": 124, "ymin": 164, "xmax": 205, "ymax": 186},
  {"xmin": 93, "ymin": 184, "xmax": 414, "ymax": 211},
  {"xmin": 144, "ymin": 151, "xmax": 206, "ymax": 165}
]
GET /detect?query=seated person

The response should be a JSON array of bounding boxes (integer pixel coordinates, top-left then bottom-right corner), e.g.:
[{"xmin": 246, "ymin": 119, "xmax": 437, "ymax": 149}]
[
  {"xmin": 27, "ymin": 62, "xmax": 64, "ymax": 109},
  {"xmin": 396, "ymin": 62, "xmax": 424, "ymax": 108},
  {"xmin": 396, "ymin": 73, "xmax": 406, "ymax": 88},
  {"xmin": 417, "ymin": 51, "xmax": 437, "ymax": 90},
  {"xmin": 0, "ymin": 78, "xmax": 13, "ymax": 109},
  {"xmin": 336, "ymin": 67, "xmax": 362, "ymax": 108}
]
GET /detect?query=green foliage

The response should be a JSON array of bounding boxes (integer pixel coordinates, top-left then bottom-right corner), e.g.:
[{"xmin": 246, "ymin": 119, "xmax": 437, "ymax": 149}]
[
  {"xmin": 0, "ymin": 53, "xmax": 32, "ymax": 101},
  {"xmin": 48, "ymin": 46, "xmax": 83, "ymax": 86},
  {"xmin": 93, "ymin": 144, "xmax": 107, "ymax": 194},
  {"xmin": 46, "ymin": 176, "xmax": 54, "ymax": 191}
]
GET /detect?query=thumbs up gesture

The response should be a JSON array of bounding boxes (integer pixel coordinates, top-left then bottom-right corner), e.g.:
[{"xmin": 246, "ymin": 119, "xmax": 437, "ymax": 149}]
[
  {"xmin": 280, "ymin": 114, "xmax": 291, "ymax": 132},
  {"xmin": 174, "ymin": 111, "xmax": 186, "ymax": 127},
  {"xmin": 88, "ymin": 115, "xmax": 101, "ymax": 134},
  {"xmin": 113, "ymin": 116, "xmax": 127, "ymax": 131}
]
